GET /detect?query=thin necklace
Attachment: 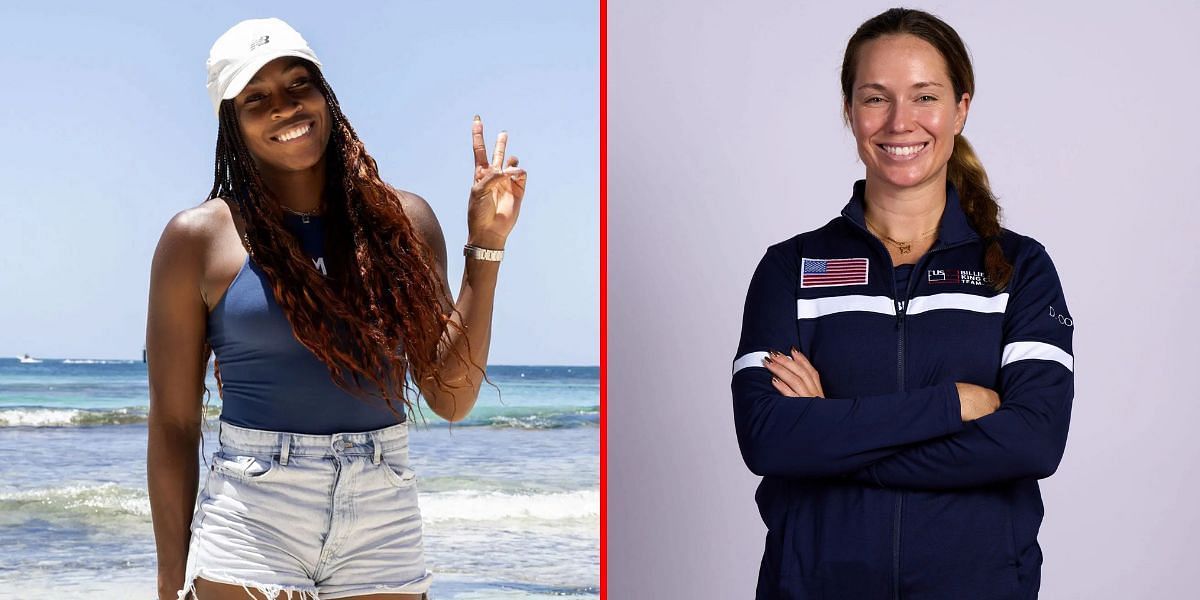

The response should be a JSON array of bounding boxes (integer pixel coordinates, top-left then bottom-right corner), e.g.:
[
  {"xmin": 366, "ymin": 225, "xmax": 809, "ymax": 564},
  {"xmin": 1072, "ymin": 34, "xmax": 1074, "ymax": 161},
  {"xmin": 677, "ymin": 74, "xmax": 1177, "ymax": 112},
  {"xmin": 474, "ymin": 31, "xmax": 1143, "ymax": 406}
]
[
  {"xmin": 281, "ymin": 204, "xmax": 323, "ymax": 224},
  {"xmin": 865, "ymin": 217, "xmax": 938, "ymax": 255}
]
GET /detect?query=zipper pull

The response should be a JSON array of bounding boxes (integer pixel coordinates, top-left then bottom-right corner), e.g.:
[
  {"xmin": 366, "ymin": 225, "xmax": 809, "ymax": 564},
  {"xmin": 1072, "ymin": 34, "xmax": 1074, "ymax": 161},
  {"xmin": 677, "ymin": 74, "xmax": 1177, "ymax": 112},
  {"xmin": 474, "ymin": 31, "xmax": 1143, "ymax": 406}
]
[{"xmin": 895, "ymin": 300, "xmax": 906, "ymax": 331}]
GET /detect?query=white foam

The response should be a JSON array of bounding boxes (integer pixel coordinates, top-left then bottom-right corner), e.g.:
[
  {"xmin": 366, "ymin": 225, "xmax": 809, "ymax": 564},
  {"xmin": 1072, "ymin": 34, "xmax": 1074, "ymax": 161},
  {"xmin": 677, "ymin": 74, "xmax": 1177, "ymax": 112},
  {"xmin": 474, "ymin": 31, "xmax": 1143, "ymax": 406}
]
[
  {"xmin": 2, "ymin": 485, "xmax": 598, "ymax": 526},
  {"xmin": 420, "ymin": 489, "xmax": 599, "ymax": 523},
  {"xmin": 0, "ymin": 407, "xmax": 149, "ymax": 427},
  {"xmin": 0, "ymin": 483, "xmax": 150, "ymax": 518},
  {"xmin": 0, "ymin": 407, "xmax": 83, "ymax": 426}
]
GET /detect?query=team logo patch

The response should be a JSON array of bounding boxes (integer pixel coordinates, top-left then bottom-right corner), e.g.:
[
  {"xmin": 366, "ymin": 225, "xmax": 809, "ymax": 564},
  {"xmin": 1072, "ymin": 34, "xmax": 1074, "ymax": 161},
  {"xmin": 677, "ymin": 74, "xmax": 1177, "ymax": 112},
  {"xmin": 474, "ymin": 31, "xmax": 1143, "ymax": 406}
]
[
  {"xmin": 801, "ymin": 257, "xmax": 869, "ymax": 288},
  {"xmin": 928, "ymin": 269, "xmax": 989, "ymax": 286}
]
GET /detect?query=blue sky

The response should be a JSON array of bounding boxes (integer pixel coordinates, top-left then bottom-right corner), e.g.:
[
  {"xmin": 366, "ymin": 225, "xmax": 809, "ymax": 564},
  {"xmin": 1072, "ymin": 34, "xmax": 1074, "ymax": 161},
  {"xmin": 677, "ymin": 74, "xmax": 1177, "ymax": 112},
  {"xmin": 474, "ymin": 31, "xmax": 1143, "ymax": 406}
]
[{"xmin": 0, "ymin": 1, "xmax": 598, "ymax": 364}]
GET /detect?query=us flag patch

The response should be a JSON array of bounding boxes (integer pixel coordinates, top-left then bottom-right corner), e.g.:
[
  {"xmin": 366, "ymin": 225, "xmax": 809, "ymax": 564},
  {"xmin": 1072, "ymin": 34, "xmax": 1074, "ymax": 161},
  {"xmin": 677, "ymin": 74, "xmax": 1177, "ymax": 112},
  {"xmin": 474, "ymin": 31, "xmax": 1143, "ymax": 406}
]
[{"xmin": 801, "ymin": 257, "xmax": 869, "ymax": 288}]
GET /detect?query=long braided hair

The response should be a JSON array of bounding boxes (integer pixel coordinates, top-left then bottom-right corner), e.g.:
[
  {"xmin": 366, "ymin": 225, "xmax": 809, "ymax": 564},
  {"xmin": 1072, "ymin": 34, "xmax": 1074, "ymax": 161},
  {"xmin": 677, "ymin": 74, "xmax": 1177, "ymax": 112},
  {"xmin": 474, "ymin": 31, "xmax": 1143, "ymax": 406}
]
[
  {"xmin": 841, "ymin": 8, "xmax": 1013, "ymax": 291},
  {"xmin": 206, "ymin": 61, "xmax": 472, "ymax": 419}
]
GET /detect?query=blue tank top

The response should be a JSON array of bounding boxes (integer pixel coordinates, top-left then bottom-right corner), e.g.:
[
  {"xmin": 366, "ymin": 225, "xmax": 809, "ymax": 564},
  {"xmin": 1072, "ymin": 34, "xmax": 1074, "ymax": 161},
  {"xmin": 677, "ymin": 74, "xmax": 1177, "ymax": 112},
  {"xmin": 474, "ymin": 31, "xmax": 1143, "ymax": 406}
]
[{"xmin": 207, "ymin": 213, "xmax": 403, "ymax": 434}]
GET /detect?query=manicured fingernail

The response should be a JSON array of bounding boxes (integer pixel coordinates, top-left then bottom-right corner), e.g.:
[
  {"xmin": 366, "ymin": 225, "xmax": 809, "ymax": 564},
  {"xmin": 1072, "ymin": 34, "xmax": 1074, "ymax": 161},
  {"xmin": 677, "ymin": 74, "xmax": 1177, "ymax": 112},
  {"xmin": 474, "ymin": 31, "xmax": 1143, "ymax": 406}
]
[
  {"xmin": 473, "ymin": 115, "xmax": 481, "ymax": 121},
  {"xmin": 762, "ymin": 355, "xmax": 773, "ymax": 365},
  {"xmin": 790, "ymin": 346, "xmax": 799, "ymax": 354}
]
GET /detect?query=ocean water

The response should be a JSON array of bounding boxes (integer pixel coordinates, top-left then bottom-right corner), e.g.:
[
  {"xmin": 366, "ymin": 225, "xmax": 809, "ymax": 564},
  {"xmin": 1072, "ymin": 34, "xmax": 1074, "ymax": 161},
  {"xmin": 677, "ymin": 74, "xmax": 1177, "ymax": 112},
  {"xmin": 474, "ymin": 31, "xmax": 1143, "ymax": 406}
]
[{"xmin": 0, "ymin": 359, "xmax": 599, "ymax": 599}]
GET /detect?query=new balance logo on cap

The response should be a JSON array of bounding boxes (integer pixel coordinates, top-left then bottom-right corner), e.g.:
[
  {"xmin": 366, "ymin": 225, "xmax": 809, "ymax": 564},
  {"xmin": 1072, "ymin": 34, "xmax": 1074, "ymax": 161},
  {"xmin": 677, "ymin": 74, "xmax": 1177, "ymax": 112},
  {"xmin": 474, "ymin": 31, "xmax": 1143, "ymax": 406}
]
[{"xmin": 250, "ymin": 35, "xmax": 270, "ymax": 51}]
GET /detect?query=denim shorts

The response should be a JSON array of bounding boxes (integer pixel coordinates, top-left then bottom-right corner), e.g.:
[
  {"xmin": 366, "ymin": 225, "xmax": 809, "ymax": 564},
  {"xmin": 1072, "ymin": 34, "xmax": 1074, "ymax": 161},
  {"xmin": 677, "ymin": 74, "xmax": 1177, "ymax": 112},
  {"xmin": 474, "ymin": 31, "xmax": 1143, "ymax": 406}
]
[{"xmin": 178, "ymin": 420, "xmax": 433, "ymax": 599}]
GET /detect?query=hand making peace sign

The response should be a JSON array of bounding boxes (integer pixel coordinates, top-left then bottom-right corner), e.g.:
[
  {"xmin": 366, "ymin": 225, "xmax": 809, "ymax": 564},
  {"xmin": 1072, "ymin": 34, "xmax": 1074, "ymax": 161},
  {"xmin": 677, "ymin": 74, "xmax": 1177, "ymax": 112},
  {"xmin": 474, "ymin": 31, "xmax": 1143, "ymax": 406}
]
[{"xmin": 467, "ymin": 115, "xmax": 528, "ymax": 250}]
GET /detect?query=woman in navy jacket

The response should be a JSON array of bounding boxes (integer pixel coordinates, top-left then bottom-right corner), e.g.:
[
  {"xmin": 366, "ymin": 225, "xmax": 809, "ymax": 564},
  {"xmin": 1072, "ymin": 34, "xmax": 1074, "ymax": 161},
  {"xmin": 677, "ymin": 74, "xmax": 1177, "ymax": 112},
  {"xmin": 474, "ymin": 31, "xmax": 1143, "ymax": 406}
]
[{"xmin": 732, "ymin": 9, "xmax": 1074, "ymax": 599}]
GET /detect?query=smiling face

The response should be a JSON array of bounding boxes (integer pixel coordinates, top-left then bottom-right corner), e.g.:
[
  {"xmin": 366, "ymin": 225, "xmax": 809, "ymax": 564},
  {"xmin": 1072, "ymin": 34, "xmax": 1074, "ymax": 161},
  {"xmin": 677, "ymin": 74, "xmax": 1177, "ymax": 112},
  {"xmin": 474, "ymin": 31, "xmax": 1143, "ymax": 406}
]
[
  {"xmin": 232, "ymin": 57, "xmax": 332, "ymax": 176},
  {"xmin": 845, "ymin": 34, "xmax": 969, "ymax": 194}
]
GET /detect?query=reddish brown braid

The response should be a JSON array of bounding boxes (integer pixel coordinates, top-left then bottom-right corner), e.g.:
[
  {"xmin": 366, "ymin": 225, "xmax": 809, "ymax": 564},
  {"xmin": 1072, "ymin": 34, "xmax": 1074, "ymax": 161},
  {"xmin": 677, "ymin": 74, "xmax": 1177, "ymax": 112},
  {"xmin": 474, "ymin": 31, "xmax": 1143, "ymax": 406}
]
[{"xmin": 205, "ymin": 62, "xmax": 478, "ymax": 420}]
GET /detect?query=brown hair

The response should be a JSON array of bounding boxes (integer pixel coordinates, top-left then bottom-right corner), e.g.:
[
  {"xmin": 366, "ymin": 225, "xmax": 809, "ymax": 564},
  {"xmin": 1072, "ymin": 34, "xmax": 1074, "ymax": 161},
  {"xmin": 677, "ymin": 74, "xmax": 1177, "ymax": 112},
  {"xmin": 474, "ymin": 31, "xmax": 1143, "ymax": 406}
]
[
  {"xmin": 205, "ymin": 62, "xmax": 475, "ymax": 419},
  {"xmin": 841, "ymin": 8, "xmax": 1012, "ymax": 290}
]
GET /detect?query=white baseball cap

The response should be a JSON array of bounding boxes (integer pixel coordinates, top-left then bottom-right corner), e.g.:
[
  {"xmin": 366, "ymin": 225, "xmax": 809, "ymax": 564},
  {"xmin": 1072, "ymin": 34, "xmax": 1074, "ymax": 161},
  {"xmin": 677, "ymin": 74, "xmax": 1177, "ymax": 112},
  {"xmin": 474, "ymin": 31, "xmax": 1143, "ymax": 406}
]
[{"xmin": 206, "ymin": 18, "xmax": 322, "ymax": 116}]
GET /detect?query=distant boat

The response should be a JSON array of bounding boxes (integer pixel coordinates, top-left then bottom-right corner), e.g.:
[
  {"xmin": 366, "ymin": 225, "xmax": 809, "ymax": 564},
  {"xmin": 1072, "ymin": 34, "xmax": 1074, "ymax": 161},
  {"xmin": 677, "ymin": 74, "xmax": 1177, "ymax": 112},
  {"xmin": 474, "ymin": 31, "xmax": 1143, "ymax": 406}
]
[{"xmin": 17, "ymin": 354, "xmax": 42, "ymax": 364}]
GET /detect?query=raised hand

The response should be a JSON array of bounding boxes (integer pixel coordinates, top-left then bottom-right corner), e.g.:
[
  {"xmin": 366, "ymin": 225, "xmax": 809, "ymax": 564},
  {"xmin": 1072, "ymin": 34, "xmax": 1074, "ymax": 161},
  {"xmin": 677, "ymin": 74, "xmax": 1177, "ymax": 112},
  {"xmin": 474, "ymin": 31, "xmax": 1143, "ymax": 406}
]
[{"xmin": 468, "ymin": 115, "xmax": 528, "ymax": 249}]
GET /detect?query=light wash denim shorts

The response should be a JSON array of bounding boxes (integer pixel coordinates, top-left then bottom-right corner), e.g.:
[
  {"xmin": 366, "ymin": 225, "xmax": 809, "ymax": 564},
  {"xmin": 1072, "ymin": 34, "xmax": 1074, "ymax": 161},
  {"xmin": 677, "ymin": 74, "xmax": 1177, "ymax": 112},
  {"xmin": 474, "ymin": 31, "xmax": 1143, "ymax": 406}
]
[{"xmin": 178, "ymin": 420, "xmax": 433, "ymax": 599}]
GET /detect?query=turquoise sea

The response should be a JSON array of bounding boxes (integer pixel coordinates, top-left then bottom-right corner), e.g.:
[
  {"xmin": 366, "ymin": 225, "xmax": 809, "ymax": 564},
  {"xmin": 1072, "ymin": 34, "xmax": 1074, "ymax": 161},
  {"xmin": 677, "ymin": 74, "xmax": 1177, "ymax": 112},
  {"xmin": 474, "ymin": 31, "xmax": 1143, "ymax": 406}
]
[{"xmin": 0, "ymin": 359, "xmax": 599, "ymax": 599}]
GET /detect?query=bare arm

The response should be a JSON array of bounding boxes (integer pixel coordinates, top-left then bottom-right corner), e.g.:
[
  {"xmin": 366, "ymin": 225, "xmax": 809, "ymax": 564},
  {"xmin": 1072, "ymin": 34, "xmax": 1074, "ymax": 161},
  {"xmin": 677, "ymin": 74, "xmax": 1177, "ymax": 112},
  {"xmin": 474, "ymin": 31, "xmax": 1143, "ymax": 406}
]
[
  {"xmin": 401, "ymin": 117, "xmax": 527, "ymax": 422},
  {"xmin": 401, "ymin": 189, "xmax": 503, "ymax": 422},
  {"xmin": 145, "ymin": 210, "xmax": 209, "ymax": 599}
]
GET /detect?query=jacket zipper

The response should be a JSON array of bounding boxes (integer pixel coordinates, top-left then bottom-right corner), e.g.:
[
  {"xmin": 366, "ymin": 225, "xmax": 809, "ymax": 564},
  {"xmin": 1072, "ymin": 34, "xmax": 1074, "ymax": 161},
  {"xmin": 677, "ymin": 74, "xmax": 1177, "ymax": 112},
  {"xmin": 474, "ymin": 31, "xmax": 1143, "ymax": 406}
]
[
  {"xmin": 892, "ymin": 262, "xmax": 921, "ymax": 600},
  {"xmin": 893, "ymin": 267, "xmax": 909, "ymax": 600},
  {"xmin": 841, "ymin": 215, "xmax": 976, "ymax": 600}
]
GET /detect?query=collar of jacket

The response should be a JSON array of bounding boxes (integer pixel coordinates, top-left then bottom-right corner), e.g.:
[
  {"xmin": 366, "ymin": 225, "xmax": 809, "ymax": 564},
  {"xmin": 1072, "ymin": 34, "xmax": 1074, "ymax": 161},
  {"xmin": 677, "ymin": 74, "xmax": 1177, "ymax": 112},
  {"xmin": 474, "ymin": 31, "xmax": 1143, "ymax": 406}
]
[{"xmin": 839, "ymin": 179, "xmax": 980, "ymax": 247}]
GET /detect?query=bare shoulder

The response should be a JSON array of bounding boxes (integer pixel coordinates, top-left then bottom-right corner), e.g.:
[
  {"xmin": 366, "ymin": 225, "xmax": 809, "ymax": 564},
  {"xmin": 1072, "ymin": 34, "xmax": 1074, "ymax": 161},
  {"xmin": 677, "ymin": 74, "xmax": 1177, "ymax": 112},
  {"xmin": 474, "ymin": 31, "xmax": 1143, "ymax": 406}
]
[
  {"xmin": 396, "ymin": 189, "xmax": 441, "ymax": 232},
  {"xmin": 161, "ymin": 198, "xmax": 231, "ymax": 240},
  {"xmin": 396, "ymin": 189, "xmax": 447, "ymax": 256},
  {"xmin": 153, "ymin": 198, "xmax": 232, "ymax": 272}
]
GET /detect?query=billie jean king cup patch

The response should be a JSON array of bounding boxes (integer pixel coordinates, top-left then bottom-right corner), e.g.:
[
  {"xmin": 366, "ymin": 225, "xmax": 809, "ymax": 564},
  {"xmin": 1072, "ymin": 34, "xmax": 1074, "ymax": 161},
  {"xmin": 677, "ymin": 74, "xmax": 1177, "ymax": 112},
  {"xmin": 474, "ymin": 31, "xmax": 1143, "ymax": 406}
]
[
  {"xmin": 801, "ymin": 257, "xmax": 870, "ymax": 288},
  {"xmin": 928, "ymin": 269, "xmax": 989, "ymax": 286}
]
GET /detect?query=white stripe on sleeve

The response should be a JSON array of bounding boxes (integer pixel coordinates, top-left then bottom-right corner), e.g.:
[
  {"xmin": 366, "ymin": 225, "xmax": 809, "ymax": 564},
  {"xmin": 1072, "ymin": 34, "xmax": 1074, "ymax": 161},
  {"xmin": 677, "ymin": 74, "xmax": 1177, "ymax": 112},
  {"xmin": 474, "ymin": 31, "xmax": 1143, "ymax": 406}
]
[
  {"xmin": 732, "ymin": 351, "xmax": 770, "ymax": 375},
  {"xmin": 1001, "ymin": 341, "xmax": 1074, "ymax": 372}
]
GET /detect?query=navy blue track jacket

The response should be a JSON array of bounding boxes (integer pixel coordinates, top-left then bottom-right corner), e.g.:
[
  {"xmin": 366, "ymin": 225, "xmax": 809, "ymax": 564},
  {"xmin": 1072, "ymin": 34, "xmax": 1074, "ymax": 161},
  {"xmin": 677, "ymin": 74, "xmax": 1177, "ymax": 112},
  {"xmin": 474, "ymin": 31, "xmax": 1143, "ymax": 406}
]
[{"xmin": 732, "ymin": 181, "xmax": 1074, "ymax": 600}]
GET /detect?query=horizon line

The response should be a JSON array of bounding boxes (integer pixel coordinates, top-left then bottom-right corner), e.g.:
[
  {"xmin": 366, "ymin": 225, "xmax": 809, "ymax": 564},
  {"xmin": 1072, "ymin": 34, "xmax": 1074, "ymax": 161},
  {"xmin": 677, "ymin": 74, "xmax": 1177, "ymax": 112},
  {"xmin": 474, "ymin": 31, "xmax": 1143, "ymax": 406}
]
[{"xmin": 1, "ymin": 356, "xmax": 600, "ymax": 368}]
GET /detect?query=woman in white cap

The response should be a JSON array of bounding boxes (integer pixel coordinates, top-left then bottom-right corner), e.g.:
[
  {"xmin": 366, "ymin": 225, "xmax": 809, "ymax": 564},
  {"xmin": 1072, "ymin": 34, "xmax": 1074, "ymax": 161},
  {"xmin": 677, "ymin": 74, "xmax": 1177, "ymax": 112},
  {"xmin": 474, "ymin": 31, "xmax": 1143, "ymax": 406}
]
[{"xmin": 146, "ymin": 17, "xmax": 526, "ymax": 600}]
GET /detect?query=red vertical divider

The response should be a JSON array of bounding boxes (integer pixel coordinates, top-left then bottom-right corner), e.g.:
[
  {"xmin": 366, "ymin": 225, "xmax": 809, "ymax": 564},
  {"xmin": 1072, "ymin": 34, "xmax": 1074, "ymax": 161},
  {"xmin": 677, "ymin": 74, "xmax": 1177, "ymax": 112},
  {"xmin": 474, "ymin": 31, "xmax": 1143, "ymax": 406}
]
[{"xmin": 598, "ymin": 0, "xmax": 608, "ymax": 597}]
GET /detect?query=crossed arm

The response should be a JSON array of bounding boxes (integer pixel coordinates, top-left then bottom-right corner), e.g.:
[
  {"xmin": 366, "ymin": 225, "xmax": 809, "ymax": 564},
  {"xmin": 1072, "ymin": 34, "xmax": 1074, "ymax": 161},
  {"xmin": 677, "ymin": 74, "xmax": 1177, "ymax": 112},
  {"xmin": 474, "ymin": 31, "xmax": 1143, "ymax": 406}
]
[{"xmin": 731, "ymin": 243, "xmax": 1074, "ymax": 490}]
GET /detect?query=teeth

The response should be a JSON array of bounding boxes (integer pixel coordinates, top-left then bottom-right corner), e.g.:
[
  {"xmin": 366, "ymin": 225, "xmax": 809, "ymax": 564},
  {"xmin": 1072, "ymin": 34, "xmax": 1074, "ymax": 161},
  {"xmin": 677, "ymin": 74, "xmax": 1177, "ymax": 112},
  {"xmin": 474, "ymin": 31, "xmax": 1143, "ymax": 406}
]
[
  {"xmin": 277, "ymin": 123, "xmax": 311, "ymax": 142},
  {"xmin": 882, "ymin": 143, "xmax": 926, "ymax": 156}
]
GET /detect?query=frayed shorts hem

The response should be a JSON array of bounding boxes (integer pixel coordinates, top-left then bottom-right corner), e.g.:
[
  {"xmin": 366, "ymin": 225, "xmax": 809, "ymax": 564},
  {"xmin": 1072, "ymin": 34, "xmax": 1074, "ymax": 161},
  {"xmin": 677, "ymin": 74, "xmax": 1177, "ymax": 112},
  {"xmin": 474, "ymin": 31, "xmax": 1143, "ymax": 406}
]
[
  {"xmin": 320, "ymin": 569, "xmax": 435, "ymax": 598},
  {"xmin": 177, "ymin": 570, "xmax": 320, "ymax": 599},
  {"xmin": 176, "ymin": 570, "xmax": 434, "ymax": 599}
]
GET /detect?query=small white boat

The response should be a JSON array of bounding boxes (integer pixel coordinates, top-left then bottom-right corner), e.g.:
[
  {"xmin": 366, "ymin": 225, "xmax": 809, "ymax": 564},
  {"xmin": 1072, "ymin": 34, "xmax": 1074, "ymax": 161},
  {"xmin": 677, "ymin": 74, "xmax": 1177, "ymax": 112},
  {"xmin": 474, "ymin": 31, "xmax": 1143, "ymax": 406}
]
[{"xmin": 17, "ymin": 354, "xmax": 42, "ymax": 364}]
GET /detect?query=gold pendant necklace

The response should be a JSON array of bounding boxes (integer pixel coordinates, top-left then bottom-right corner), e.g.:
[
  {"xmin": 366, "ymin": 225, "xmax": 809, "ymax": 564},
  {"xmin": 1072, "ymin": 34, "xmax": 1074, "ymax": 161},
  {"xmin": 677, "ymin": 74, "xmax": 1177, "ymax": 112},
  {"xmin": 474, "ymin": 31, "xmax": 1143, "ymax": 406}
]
[{"xmin": 865, "ymin": 218, "xmax": 938, "ymax": 255}]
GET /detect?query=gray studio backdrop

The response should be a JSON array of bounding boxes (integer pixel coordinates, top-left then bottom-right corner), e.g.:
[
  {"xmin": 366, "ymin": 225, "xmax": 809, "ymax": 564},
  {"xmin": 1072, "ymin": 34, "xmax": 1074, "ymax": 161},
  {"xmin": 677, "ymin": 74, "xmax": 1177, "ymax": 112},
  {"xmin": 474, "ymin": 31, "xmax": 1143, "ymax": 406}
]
[{"xmin": 609, "ymin": 1, "xmax": 1200, "ymax": 598}]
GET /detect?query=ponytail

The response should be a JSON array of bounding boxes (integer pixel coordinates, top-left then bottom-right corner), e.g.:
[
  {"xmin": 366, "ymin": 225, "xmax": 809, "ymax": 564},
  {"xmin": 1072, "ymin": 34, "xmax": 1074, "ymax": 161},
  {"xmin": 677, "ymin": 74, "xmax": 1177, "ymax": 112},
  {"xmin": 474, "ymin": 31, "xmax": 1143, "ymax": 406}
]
[{"xmin": 947, "ymin": 135, "xmax": 1011, "ymax": 291}]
